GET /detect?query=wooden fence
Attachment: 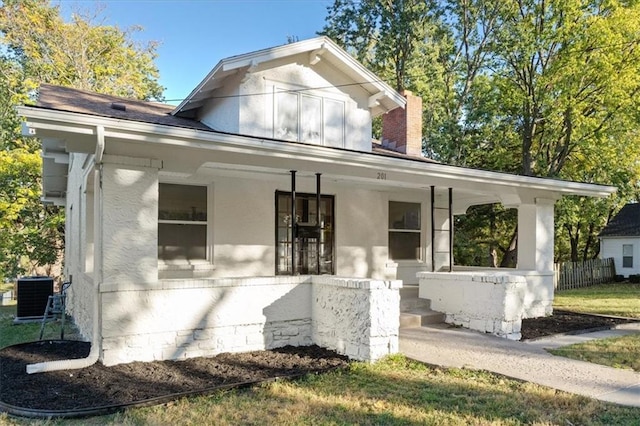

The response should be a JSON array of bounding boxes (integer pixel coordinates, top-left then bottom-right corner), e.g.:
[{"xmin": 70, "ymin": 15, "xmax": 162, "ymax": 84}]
[{"xmin": 554, "ymin": 258, "xmax": 616, "ymax": 291}]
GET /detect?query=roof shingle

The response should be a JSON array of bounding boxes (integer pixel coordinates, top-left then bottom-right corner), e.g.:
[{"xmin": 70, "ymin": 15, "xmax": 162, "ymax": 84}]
[
  {"xmin": 35, "ymin": 84, "xmax": 212, "ymax": 131},
  {"xmin": 599, "ymin": 203, "xmax": 640, "ymax": 237}
]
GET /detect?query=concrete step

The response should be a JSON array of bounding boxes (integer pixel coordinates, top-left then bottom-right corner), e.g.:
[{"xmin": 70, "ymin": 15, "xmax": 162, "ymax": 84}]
[
  {"xmin": 400, "ymin": 286, "xmax": 430, "ymax": 312},
  {"xmin": 400, "ymin": 308, "xmax": 445, "ymax": 328}
]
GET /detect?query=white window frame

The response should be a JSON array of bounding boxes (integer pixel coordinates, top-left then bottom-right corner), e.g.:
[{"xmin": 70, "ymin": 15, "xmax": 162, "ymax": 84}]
[
  {"xmin": 388, "ymin": 201, "xmax": 422, "ymax": 261},
  {"xmin": 271, "ymin": 83, "xmax": 346, "ymax": 148},
  {"xmin": 622, "ymin": 244, "xmax": 633, "ymax": 268},
  {"xmin": 158, "ymin": 183, "xmax": 214, "ymax": 265}
]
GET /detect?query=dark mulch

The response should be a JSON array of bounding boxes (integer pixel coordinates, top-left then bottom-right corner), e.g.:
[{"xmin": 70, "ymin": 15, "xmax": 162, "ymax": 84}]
[
  {"xmin": 0, "ymin": 342, "xmax": 348, "ymax": 412},
  {"xmin": 1, "ymin": 311, "xmax": 637, "ymax": 413},
  {"xmin": 521, "ymin": 310, "xmax": 638, "ymax": 340}
]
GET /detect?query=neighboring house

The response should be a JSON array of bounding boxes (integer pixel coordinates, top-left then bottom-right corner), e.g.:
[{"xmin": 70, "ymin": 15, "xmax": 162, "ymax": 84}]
[
  {"xmin": 18, "ymin": 37, "xmax": 615, "ymax": 371},
  {"xmin": 599, "ymin": 203, "xmax": 640, "ymax": 277}
]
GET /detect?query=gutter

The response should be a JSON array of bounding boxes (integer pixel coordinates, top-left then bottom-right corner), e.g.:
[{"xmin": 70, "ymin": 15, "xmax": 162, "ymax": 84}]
[{"xmin": 27, "ymin": 126, "xmax": 105, "ymax": 374}]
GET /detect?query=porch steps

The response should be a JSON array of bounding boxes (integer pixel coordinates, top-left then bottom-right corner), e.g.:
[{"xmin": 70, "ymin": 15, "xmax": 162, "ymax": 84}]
[{"xmin": 399, "ymin": 285, "xmax": 445, "ymax": 328}]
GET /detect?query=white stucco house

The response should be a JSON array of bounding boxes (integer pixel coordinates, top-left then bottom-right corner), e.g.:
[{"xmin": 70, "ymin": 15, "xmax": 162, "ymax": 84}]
[
  {"xmin": 599, "ymin": 203, "xmax": 640, "ymax": 278},
  {"xmin": 18, "ymin": 37, "xmax": 615, "ymax": 371}
]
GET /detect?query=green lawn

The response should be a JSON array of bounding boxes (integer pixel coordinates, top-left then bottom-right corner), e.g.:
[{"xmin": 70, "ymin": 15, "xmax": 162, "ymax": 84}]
[
  {"xmin": 551, "ymin": 282, "xmax": 640, "ymax": 373},
  {"xmin": 0, "ymin": 304, "xmax": 80, "ymax": 349},
  {"xmin": 550, "ymin": 333, "xmax": 640, "ymax": 372},
  {"xmin": 554, "ymin": 283, "xmax": 640, "ymax": 318},
  {"xmin": 2, "ymin": 355, "xmax": 640, "ymax": 426}
]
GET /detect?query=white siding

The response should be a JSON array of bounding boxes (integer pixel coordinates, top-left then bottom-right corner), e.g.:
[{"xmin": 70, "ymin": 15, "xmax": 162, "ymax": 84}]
[
  {"xmin": 198, "ymin": 60, "xmax": 373, "ymax": 151},
  {"xmin": 600, "ymin": 237, "xmax": 640, "ymax": 277}
]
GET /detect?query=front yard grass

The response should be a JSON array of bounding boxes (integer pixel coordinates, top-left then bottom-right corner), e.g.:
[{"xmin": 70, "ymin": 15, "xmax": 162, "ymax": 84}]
[
  {"xmin": 2, "ymin": 355, "xmax": 640, "ymax": 425},
  {"xmin": 0, "ymin": 305, "xmax": 79, "ymax": 349},
  {"xmin": 551, "ymin": 282, "xmax": 640, "ymax": 373},
  {"xmin": 549, "ymin": 333, "xmax": 640, "ymax": 372},
  {"xmin": 553, "ymin": 283, "xmax": 640, "ymax": 318}
]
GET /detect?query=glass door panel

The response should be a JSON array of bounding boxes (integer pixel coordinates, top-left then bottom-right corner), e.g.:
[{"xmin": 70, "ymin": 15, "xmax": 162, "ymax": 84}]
[{"xmin": 276, "ymin": 191, "xmax": 334, "ymax": 275}]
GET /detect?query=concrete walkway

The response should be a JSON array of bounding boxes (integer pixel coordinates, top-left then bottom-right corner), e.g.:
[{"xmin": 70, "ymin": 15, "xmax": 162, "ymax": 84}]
[{"xmin": 399, "ymin": 323, "xmax": 640, "ymax": 407}]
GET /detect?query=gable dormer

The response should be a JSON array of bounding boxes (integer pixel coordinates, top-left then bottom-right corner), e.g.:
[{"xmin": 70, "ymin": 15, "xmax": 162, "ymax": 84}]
[{"xmin": 172, "ymin": 37, "xmax": 404, "ymax": 152}]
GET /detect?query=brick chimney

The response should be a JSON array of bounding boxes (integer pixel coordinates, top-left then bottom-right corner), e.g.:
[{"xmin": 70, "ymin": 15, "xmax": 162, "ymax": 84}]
[{"xmin": 381, "ymin": 90, "xmax": 423, "ymax": 157}]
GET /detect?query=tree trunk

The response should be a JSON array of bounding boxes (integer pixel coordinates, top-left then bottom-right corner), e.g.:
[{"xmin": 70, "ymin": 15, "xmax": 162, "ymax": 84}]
[
  {"xmin": 500, "ymin": 228, "xmax": 518, "ymax": 267},
  {"xmin": 568, "ymin": 226, "xmax": 579, "ymax": 262},
  {"xmin": 583, "ymin": 222, "xmax": 597, "ymax": 261}
]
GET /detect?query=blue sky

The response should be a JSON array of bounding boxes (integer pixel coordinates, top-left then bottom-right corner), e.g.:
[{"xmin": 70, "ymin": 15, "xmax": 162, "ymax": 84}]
[{"xmin": 60, "ymin": 1, "xmax": 332, "ymax": 103}]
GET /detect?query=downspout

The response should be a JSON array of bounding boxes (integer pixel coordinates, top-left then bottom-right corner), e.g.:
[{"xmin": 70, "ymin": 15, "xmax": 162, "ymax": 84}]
[{"xmin": 27, "ymin": 125, "xmax": 105, "ymax": 374}]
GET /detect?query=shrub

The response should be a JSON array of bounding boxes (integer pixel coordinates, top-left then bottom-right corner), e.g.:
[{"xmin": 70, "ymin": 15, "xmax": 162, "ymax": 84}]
[
  {"xmin": 628, "ymin": 274, "xmax": 640, "ymax": 284},
  {"xmin": 614, "ymin": 275, "xmax": 626, "ymax": 282}
]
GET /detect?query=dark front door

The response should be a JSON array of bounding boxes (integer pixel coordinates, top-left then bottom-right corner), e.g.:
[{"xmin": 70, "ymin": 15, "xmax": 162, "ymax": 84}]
[{"xmin": 276, "ymin": 191, "xmax": 334, "ymax": 275}]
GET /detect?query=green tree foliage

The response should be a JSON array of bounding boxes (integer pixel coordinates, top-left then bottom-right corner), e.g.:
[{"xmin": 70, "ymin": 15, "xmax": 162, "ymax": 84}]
[
  {"xmin": 0, "ymin": 0, "xmax": 163, "ymax": 281},
  {"xmin": 0, "ymin": 0, "xmax": 163, "ymax": 100},
  {"xmin": 322, "ymin": 0, "xmax": 640, "ymax": 263},
  {"xmin": 322, "ymin": 0, "xmax": 441, "ymax": 91}
]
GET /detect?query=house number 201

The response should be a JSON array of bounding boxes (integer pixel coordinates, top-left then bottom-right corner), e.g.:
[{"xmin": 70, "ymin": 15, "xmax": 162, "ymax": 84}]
[{"xmin": 377, "ymin": 172, "xmax": 387, "ymax": 180}]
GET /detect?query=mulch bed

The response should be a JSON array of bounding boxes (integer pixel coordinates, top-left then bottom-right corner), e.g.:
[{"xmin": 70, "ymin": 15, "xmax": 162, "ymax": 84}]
[
  {"xmin": 520, "ymin": 310, "xmax": 638, "ymax": 340},
  {"xmin": 1, "ymin": 311, "xmax": 637, "ymax": 414},
  {"xmin": 0, "ymin": 343, "xmax": 348, "ymax": 412}
]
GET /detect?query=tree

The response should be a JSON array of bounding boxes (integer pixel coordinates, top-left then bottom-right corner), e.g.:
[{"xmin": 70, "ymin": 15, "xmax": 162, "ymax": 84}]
[
  {"xmin": 490, "ymin": 0, "xmax": 640, "ymax": 178},
  {"xmin": 486, "ymin": 0, "xmax": 640, "ymax": 260},
  {"xmin": 321, "ymin": 0, "xmax": 441, "ymax": 92},
  {"xmin": 0, "ymin": 0, "xmax": 163, "ymax": 100},
  {"xmin": 322, "ymin": 0, "xmax": 640, "ymax": 264},
  {"xmin": 0, "ymin": 0, "xmax": 164, "ymax": 281}
]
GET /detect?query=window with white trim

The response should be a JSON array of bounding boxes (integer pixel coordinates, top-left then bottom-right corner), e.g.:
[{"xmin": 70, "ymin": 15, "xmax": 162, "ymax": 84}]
[
  {"xmin": 158, "ymin": 184, "xmax": 208, "ymax": 261},
  {"xmin": 389, "ymin": 201, "xmax": 421, "ymax": 261},
  {"xmin": 623, "ymin": 244, "xmax": 633, "ymax": 268},
  {"xmin": 274, "ymin": 88, "xmax": 345, "ymax": 147}
]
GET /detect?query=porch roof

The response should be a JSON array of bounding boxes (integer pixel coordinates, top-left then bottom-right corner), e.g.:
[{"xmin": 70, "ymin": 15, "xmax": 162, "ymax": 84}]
[{"xmin": 19, "ymin": 103, "xmax": 615, "ymax": 210}]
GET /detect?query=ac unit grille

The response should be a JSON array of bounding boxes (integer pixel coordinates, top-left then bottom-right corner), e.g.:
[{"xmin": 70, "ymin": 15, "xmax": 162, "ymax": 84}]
[{"xmin": 16, "ymin": 277, "xmax": 54, "ymax": 319}]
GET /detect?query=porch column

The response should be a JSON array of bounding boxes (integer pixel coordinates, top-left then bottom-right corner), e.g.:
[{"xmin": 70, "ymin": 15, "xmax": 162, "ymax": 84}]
[
  {"xmin": 100, "ymin": 155, "xmax": 161, "ymax": 288},
  {"xmin": 517, "ymin": 198, "xmax": 555, "ymax": 272},
  {"xmin": 431, "ymin": 187, "xmax": 452, "ymax": 272}
]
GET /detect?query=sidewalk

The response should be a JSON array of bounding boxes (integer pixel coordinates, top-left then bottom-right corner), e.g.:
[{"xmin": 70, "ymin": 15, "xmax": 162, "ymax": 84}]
[{"xmin": 399, "ymin": 323, "xmax": 640, "ymax": 407}]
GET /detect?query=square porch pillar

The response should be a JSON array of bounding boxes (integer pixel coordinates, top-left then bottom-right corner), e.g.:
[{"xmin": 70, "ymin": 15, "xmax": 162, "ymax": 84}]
[
  {"xmin": 517, "ymin": 198, "xmax": 555, "ymax": 272},
  {"xmin": 431, "ymin": 188, "xmax": 451, "ymax": 272},
  {"xmin": 100, "ymin": 156, "xmax": 162, "ymax": 289}
]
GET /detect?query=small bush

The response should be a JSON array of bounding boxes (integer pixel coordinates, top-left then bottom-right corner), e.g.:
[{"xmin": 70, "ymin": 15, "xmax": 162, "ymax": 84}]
[
  {"xmin": 628, "ymin": 274, "xmax": 640, "ymax": 284},
  {"xmin": 614, "ymin": 275, "xmax": 626, "ymax": 282}
]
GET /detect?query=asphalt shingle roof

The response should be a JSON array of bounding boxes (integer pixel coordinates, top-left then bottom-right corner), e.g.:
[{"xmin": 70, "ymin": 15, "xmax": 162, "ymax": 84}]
[
  {"xmin": 32, "ymin": 84, "xmax": 443, "ymax": 164},
  {"xmin": 599, "ymin": 203, "xmax": 640, "ymax": 237},
  {"xmin": 35, "ymin": 84, "xmax": 212, "ymax": 131}
]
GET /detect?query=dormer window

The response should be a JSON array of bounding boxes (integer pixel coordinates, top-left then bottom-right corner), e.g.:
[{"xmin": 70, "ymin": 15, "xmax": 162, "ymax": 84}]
[{"xmin": 274, "ymin": 88, "xmax": 345, "ymax": 148}]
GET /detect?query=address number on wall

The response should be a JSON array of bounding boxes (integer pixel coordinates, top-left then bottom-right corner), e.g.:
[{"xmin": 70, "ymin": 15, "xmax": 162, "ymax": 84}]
[{"xmin": 377, "ymin": 172, "xmax": 387, "ymax": 180}]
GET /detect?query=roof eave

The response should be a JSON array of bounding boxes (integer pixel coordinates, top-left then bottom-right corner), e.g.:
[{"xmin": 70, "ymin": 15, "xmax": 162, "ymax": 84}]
[{"xmin": 19, "ymin": 105, "xmax": 616, "ymax": 200}]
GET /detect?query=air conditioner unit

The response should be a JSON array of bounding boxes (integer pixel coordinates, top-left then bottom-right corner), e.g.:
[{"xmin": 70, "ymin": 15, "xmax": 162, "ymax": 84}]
[{"xmin": 15, "ymin": 276, "xmax": 53, "ymax": 321}]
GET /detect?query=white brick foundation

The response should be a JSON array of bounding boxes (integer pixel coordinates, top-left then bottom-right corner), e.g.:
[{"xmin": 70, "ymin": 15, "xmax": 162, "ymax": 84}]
[
  {"xmin": 99, "ymin": 276, "xmax": 401, "ymax": 366},
  {"xmin": 418, "ymin": 271, "xmax": 528, "ymax": 340}
]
